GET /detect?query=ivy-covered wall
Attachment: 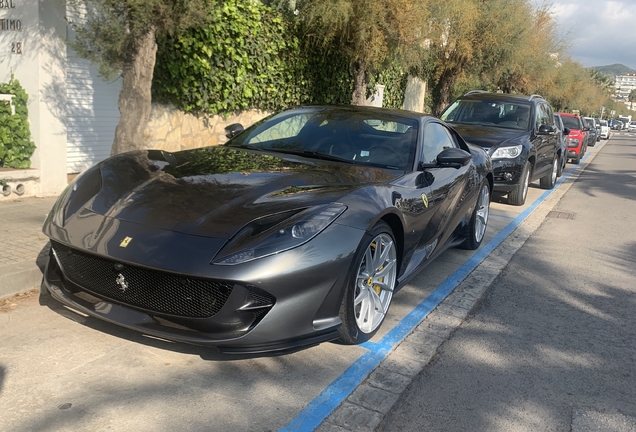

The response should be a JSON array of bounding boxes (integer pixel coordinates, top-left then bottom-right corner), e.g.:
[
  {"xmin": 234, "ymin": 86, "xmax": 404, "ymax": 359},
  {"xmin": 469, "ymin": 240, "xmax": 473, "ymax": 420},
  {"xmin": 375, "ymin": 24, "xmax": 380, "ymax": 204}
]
[
  {"xmin": 0, "ymin": 77, "xmax": 36, "ymax": 169},
  {"xmin": 152, "ymin": 0, "xmax": 406, "ymax": 116}
]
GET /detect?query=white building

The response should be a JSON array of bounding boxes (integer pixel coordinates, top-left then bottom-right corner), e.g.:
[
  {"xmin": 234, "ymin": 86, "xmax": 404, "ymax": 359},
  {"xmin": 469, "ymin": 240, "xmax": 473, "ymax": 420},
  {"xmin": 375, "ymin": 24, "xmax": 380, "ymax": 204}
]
[
  {"xmin": 615, "ymin": 73, "xmax": 636, "ymax": 102},
  {"xmin": 0, "ymin": 0, "xmax": 120, "ymax": 200}
]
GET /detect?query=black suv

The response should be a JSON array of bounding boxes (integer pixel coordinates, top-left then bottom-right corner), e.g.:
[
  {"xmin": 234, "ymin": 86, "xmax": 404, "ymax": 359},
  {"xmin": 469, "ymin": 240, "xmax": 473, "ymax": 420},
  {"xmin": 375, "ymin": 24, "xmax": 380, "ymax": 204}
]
[{"xmin": 440, "ymin": 91, "xmax": 560, "ymax": 206}]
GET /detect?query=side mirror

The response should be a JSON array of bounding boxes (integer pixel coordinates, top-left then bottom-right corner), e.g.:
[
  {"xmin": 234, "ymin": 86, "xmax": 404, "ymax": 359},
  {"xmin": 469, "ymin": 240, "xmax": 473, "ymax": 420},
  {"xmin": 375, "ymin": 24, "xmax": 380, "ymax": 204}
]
[
  {"xmin": 538, "ymin": 124, "xmax": 556, "ymax": 135},
  {"xmin": 437, "ymin": 148, "xmax": 472, "ymax": 168},
  {"xmin": 225, "ymin": 123, "xmax": 244, "ymax": 139},
  {"xmin": 563, "ymin": 127, "xmax": 570, "ymax": 136}
]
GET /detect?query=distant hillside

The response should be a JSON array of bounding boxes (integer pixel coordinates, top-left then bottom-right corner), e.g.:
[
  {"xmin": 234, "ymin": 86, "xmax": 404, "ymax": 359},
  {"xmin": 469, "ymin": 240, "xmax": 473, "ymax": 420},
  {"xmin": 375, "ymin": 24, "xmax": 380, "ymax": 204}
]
[{"xmin": 589, "ymin": 64, "xmax": 636, "ymax": 77}]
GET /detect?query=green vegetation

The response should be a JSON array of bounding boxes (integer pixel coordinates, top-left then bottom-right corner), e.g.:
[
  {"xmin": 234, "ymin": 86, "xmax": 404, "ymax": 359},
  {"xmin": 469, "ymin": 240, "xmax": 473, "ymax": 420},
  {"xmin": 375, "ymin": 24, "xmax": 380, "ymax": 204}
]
[
  {"xmin": 0, "ymin": 77, "xmax": 36, "ymax": 169},
  {"xmin": 589, "ymin": 64, "xmax": 636, "ymax": 78},
  {"xmin": 69, "ymin": 0, "xmax": 630, "ymax": 155}
]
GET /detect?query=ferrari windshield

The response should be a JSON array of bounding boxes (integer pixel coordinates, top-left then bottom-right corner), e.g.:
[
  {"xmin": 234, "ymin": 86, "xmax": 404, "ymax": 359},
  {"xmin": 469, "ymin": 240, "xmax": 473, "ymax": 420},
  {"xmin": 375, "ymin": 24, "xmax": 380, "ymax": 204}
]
[
  {"xmin": 226, "ymin": 107, "xmax": 418, "ymax": 170},
  {"xmin": 441, "ymin": 99, "xmax": 532, "ymax": 131}
]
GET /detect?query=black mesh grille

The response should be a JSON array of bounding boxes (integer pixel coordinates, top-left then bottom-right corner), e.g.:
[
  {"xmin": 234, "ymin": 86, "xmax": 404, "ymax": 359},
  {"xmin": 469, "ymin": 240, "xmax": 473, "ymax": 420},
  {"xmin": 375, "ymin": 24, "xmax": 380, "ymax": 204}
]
[{"xmin": 51, "ymin": 241, "xmax": 234, "ymax": 318}]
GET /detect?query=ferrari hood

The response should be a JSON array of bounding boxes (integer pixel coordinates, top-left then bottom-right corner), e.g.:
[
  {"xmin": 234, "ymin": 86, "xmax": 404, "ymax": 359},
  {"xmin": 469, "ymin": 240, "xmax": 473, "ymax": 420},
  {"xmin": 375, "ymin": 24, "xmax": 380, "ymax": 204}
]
[
  {"xmin": 449, "ymin": 124, "xmax": 527, "ymax": 149},
  {"xmin": 79, "ymin": 147, "xmax": 399, "ymax": 239}
]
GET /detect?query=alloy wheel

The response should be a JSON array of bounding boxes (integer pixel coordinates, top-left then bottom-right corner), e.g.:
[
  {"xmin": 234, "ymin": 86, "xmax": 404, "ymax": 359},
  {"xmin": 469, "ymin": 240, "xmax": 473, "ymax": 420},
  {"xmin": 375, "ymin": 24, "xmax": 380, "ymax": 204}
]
[
  {"xmin": 475, "ymin": 184, "xmax": 490, "ymax": 243},
  {"xmin": 354, "ymin": 233, "xmax": 397, "ymax": 334}
]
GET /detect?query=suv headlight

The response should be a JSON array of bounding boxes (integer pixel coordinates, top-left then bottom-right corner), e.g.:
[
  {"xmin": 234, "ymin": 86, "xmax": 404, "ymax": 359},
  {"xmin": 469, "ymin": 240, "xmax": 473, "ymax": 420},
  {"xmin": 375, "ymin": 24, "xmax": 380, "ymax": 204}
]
[
  {"xmin": 213, "ymin": 203, "xmax": 347, "ymax": 265},
  {"xmin": 491, "ymin": 145, "xmax": 522, "ymax": 159},
  {"xmin": 567, "ymin": 138, "xmax": 580, "ymax": 148}
]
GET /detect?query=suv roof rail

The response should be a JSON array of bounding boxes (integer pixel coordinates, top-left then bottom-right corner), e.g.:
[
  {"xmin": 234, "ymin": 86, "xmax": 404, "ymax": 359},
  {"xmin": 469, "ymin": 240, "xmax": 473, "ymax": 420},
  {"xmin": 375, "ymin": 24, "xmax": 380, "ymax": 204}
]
[
  {"xmin": 528, "ymin": 94, "xmax": 543, "ymax": 101},
  {"xmin": 464, "ymin": 90, "xmax": 489, "ymax": 96}
]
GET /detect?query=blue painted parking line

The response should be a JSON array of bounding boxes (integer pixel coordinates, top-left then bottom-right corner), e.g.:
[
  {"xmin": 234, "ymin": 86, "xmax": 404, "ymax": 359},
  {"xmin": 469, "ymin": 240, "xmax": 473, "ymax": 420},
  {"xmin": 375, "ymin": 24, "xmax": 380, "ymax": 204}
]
[{"xmin": 280, "ymin": 139, "xmax": 607, "ymax": 432}]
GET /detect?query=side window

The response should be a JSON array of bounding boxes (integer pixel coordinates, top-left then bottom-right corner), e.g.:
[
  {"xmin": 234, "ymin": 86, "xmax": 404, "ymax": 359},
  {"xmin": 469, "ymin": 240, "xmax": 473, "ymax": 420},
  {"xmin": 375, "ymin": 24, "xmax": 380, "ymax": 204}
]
[
  {"xmin": 535, "ymin": 104, "xmax": 551, "ymax": 129},
  {"xmin": 247, "ymin": 114, "xmax": 311, "ymax": 144},
  {"xmin": 422, "ymin": 123, "xmax": 458, "ymax": 164}
]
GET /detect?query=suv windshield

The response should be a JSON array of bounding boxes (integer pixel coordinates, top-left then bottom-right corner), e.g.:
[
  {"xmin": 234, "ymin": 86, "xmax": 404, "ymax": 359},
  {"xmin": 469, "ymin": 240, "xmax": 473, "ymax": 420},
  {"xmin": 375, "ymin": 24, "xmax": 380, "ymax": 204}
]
[
  {"xmin": 561, "ymin": 116, "xmax": 581, "ymax": 130},
  {"xmin": 441, "ymin": 99, "xmax": 531, "ymax": 131}
]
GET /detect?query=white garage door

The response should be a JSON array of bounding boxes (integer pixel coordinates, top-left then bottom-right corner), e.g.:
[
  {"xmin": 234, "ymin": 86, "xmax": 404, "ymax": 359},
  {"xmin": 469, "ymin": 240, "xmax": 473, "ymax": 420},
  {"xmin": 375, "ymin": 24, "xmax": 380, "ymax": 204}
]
[{"xmin": 66, "ymin": 53, "xmax": 121, "ymax": 174}]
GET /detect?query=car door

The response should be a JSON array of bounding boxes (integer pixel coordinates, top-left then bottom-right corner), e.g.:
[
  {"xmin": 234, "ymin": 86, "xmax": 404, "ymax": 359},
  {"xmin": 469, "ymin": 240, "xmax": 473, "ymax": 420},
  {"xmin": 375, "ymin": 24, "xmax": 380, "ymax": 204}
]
[
  {"xmin": 417, "ymin": 122, "xmax": 473, "ymax": 256},
  {"xmin": 532, "ymin": 102, "xmax": 556, "ymax": 178}
]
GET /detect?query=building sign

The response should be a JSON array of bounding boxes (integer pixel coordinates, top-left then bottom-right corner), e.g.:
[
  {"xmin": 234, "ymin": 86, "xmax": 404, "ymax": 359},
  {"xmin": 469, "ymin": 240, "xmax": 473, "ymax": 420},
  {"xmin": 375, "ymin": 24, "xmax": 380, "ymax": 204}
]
[
  {"xmin": 1, "ymin": 18, "xmax": 22, "ymax": 31},
  {"xmin": 1, "ymin": 0, "xmax": 22, "ymax": 54}
]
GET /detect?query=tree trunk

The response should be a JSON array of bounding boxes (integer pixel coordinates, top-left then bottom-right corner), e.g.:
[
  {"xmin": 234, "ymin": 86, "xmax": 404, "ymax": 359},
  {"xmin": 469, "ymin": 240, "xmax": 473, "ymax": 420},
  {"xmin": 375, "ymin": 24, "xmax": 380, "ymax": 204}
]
[
  {"xmin": 111, "ymin": 27, "xmax": 157, "ymax": 155},
  {"xmin": 351, "ymin": 61, "xmax": 367, "ymax": 106},
  {"xmin": 432, "ymin": 70, "xmax": 455, "ymax": 116}
]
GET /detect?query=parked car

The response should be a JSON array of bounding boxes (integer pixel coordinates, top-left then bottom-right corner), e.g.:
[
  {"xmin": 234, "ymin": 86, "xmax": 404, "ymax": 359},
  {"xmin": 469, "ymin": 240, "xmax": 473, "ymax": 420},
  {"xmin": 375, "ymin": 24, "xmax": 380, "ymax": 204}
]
[
  {"xmin": 599, "ymin": 120, "xmax": 610, "ymax": 139},
  {"xmin": 553, "ymin": 113, "xmax": 570, "ymax": 177},
  {"xmin": 40, "ymin": 105, "xmax": 493, "ymax": 353},
  {"xmin": 593, "ymin": 118, "xmax": 602, "ymax": 141},
  {"xmin": 582, "ymin": 117, "xmax": 598, "ymax": 146},
  {"xmin": 440, "ymin": 91, "xmax": 561, "ymax": 206},
  {"xmin": 558, "ymin": 113, "xmax": 587, "ymax": 164},
  {"xmin": 630, "ymin": 121, "xmax": 636, "ymax": 132},
  {"xmin": 609, "ymin": 118, "xmax": 621, "ymax": 130}
]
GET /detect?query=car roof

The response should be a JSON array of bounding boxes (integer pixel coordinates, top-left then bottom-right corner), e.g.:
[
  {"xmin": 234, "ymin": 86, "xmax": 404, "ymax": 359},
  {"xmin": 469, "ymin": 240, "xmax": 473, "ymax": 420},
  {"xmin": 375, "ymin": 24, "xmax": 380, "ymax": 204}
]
[{"xmin": 557, "ymin": 112, "xmax": 580, "ymax": 118}]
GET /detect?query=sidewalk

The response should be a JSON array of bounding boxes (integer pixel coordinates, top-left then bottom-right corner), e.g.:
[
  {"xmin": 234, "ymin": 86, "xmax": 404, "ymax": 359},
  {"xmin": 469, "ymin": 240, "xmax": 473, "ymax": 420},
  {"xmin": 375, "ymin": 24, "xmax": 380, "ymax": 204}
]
[{"xmin": 0, "ymin": 196, "xmax": 59, "ymax": 298}]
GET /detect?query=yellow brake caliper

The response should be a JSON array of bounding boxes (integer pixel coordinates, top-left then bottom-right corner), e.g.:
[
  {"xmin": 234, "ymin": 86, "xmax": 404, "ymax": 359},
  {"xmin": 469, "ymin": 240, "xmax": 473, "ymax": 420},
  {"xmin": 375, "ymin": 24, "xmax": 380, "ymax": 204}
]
[{"xmin": 368, "ymin": 241, "xmax": 384, "ymax": 296}]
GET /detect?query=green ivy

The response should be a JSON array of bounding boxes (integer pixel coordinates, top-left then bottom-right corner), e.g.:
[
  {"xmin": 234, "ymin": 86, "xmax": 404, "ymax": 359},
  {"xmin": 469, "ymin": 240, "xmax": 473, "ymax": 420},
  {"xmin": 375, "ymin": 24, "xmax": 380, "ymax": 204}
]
[
  {"xmin": 152, "ymin": 0, "xmax": 403, "ymax": 116},
  {"xmin": 368, "ymin": 63, "xmax": 408, "ymax": 110},
  {"xmin": 0, "ymin": 76, "xmax": 36, "ymax": 169}
]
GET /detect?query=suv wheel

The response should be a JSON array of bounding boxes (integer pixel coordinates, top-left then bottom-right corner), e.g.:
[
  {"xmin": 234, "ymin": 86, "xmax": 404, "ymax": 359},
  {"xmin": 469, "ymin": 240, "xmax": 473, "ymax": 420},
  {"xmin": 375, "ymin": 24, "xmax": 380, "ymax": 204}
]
[
  {"xmin": 508, "ymin": 161, "xmax": 531, "ymax": 206},
  {"xmin": 540, "ymin": 155, "xmax": 558, "ymax": 189}
]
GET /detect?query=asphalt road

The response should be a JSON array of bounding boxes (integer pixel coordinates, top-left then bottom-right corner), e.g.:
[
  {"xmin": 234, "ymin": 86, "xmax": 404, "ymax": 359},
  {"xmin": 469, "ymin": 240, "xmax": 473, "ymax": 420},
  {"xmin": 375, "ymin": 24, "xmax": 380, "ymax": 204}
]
[
  {"xmin": 0, "ymin": 134, "xmax": 624, "ymax": 432},
  {"xmin": 378, "ymin": 133, "xmax": 636, "ymax": 431}
]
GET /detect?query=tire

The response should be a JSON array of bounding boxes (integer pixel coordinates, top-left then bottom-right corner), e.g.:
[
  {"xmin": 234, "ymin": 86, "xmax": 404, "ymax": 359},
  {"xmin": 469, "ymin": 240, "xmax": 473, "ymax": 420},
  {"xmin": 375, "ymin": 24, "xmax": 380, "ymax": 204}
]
[
  {"xmin": 461, "ymin": 181, "xmax": 490, "ymax": 250},
  {"xmin": 557, "ymin": 153, "xmax": 564, "ymax": 177},
  {"xmin": 508, "ymin": 161, "xmax": 531, "ymax": 206},
  {"xmin": 540, "ymin": 155, "xmax": 558, "ymax": 189},
  {"xmin": 573, "ymin": 151, "xmax": 581, "ymax": 164},
  {"xmin": 338, "ymin": 221, "xmax": 398, "ymax": 344}
]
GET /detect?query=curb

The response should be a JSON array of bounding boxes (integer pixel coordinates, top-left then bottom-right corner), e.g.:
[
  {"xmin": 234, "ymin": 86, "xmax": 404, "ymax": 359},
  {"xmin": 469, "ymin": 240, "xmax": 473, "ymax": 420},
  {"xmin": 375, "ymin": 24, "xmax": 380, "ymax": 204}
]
[
  {"xmin": 0, "ymin": 243, "xmax": 49, "ymax": 299},
  {"xmin": 313, "ymin": 140, "xmax": 607, "ymax": 432}
]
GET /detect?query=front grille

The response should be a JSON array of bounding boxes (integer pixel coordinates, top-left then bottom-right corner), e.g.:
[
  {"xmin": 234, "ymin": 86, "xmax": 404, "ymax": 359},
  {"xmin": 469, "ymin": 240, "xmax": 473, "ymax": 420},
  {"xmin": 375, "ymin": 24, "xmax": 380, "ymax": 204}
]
[{"xmin": 51, "ymin": 241, "xmax": 234, "ymax": 318}]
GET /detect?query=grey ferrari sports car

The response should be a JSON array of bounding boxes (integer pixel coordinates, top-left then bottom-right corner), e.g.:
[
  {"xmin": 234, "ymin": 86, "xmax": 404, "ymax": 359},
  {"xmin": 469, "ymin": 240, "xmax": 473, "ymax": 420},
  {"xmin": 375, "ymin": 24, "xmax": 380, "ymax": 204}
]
[{"xmin": 41, "ymin": 105, "xmax": 493, "ymax": 354}]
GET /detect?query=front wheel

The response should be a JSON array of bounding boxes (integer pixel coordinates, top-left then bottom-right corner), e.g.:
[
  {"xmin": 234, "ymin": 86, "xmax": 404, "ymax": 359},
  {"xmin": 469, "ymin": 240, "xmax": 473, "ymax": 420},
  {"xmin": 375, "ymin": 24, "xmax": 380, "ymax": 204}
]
[
  {"xmin": 508, "ymin": 161, "xmax": 531, "ymax": 206},
  {"xmin": 461, "ymin": 181, "xmax": 490, "ymax": 250},
  {"xmin": 540, "ymin": 155, "xmax": 558, "ymax": 189},
  {"xmin": 338, "ymin": 221, "xmax": 398, "ymax": 344}
]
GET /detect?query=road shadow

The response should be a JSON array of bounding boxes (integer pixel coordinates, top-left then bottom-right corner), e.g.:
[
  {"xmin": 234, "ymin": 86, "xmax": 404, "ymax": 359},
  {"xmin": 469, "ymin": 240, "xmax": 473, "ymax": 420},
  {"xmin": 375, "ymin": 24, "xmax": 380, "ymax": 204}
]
[
  {"xmin": 0, "ymin": 364, "xmax": 5, "ymax": 396},
  {"xmin": 378, "ymin": 221, "xmax": 636, "ymax": 431}
]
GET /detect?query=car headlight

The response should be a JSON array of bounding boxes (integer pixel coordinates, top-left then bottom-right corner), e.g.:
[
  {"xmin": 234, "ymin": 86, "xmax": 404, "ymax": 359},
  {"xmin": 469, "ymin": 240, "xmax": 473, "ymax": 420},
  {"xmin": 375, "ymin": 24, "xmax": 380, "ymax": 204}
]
[
  {"xmin": 567, "ymin": 138, "xmax": 580, "ymax": 148},
  {"xmin": 213, "ymin": 203, "xmax": 347, "ymax": 265},
  {"xmin": 491, "ymin": 145, "xmax": 523, "ymax": 159}
]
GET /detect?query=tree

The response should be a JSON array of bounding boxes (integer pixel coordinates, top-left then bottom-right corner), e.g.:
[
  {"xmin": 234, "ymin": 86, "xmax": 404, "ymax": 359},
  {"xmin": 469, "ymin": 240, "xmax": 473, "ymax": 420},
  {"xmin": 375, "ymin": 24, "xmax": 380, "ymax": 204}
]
[
  {"xmin": 629, "ymin": 88, "xmax": 636, "ymax": 110},
  {"xmin": 67, "ymin": 0, "xmax": 212, "ymax": 155},
  {"xmin": 426, "ymin": 0, "xmax": 542, "ymax": 115},
  {"xmin": 298, "ymin": 0, "xmax": 429, "ymax": 105}
]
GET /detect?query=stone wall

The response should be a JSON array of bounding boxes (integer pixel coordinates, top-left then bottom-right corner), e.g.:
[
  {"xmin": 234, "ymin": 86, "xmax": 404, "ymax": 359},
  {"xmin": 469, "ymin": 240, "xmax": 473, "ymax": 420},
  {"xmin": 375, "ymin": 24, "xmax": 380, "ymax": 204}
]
[{"xmin": 142, "ymin": 104, "xmax": 272, "ymax": 152}]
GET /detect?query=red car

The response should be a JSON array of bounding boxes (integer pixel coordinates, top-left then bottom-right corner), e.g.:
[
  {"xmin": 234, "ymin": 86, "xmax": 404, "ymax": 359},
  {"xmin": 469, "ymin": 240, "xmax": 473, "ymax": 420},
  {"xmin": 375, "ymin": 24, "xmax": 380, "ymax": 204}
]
[{"xmin": 558, "ymin": 113, "xmax": 587, "ymax": 164}]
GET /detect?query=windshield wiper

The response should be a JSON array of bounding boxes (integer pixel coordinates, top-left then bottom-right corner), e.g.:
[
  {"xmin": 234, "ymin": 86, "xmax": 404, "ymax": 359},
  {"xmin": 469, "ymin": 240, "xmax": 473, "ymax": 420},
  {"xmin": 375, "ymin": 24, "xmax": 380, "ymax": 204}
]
[{"xmin": 267, "ymin": 149, "xmax": 355, "ymax": 164}]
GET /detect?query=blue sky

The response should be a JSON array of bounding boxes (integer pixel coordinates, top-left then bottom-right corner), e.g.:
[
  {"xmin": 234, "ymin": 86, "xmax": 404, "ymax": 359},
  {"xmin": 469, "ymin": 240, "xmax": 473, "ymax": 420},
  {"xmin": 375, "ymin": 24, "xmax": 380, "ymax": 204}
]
[{"xmin": 536, "ymin": 0, "xmax": 636, "ymax": 69}]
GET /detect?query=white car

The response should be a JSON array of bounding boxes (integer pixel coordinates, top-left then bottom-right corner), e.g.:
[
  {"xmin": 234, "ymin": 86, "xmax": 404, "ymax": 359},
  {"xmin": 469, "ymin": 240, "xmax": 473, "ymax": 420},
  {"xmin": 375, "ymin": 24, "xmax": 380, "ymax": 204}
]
[
  {"xmin": 630, "ymin": 121, "xmax": 636, "ymax": 133},
  {"xmin": 600, "ymin": 120, "xmax": 610, "ymax": 139}
]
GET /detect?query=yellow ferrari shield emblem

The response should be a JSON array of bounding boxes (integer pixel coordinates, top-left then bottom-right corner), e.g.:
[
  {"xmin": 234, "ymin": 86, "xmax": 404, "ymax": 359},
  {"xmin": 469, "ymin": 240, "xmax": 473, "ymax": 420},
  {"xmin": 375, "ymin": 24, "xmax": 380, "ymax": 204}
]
[
  {"xmin": 119, "ymin": 237, "xmax": 133, "ymax": 248},
  {"xmin": 421, "ymin": 194, "xmax": 429, "ymax": 208}
]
